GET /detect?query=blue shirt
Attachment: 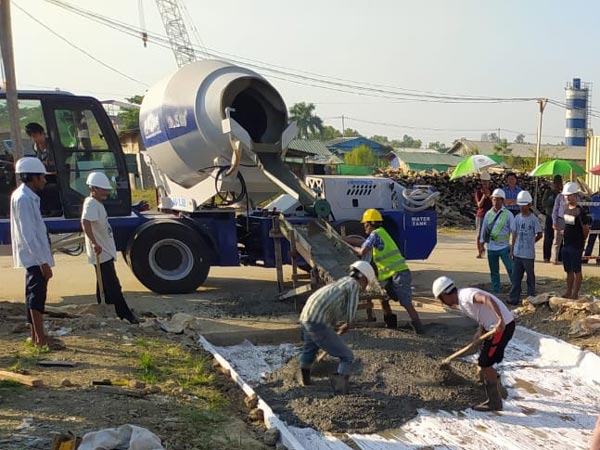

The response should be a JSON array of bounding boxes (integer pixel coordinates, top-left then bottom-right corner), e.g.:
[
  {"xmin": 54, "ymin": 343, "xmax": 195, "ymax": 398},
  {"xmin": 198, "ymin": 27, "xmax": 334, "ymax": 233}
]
[
  {"xmin": 362, "ymin": 232, "xmax": 385, "ymax": 251},
  {"xmin": 511, "ymin": 213, "xmax": 542, "ymax": 259},
  {"xmin": 504, "ymin": 185, "xmax": 522, "ymax": 212},
  {"xmin": 590, "ymin": 194, "xmax": 600, "ymax": 221},
  {"xmin": 479, "ymin": 207, "xmax": 515, "ymax": 251}
]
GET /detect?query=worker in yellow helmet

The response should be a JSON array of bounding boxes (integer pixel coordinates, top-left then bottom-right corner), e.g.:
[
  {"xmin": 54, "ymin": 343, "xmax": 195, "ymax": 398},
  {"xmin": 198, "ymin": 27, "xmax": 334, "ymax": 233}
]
[{"xmin": 352, "ymin": 209, "xmax": 424, "ymax": 334}]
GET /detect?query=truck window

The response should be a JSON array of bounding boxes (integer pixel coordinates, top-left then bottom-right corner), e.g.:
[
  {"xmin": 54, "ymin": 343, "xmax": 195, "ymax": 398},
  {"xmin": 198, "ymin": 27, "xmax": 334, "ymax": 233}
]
[{"xmin": 0, "ymin": 99, "xmax": 51, "ymax": 218}]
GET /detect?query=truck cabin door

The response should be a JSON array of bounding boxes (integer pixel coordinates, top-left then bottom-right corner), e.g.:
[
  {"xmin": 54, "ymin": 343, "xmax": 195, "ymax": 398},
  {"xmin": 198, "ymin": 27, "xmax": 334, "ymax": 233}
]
[{"xmin": 43, "ymin": 97, "xmax": 131, "ymax": 219}]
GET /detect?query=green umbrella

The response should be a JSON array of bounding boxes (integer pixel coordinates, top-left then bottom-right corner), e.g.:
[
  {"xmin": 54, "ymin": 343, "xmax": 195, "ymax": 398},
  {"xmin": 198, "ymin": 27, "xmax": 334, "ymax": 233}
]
[
  {"xmin": 450, "ymin": 154, "xmax": 500, "ymax": 180},
  {"xmin": 529, "ymin": 159, "xmax": 585, "ymax": 177}
]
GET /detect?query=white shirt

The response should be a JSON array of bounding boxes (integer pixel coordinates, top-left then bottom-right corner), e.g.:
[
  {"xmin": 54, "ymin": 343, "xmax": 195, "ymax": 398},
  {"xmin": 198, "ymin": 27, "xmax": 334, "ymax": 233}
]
[
  {"xmin": 10, "ymin": 184, "xmax": 54, "ymax": 269},
  {"xmin": 458, "ymin": 287, "xmax": 515, "ymax": 331},
  {"xmin": 81, "ymin": 197, "xmax": 117, "ymax": 264}
]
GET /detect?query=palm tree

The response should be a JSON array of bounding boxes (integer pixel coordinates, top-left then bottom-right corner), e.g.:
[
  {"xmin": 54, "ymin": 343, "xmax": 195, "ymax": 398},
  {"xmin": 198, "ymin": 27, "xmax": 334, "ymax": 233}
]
[{"xmin": 289, "ymin": 102, "xmax": 323, "ymax": 138}]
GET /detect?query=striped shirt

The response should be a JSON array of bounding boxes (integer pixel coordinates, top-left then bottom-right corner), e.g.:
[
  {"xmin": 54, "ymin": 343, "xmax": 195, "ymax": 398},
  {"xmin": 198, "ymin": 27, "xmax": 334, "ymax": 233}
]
[{"xmin": 299, "ymin": 276, "xmax": 360, "ymax": 326}]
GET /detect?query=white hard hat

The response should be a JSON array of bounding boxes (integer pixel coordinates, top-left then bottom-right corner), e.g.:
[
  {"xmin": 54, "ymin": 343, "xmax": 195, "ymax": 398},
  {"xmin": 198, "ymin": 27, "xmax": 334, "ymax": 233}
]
[
  {"xmin": 350, "ymin": 260, "xmax": 376, "ymax": 285},
  {"xmin": 562, "ymin": 181, "xmax": 579, "ymax": 196},
  {"xmin": 516, "ymin": 190, "xmax": 533, "ymax": 205},
  {"xmin": 432, "ymin": 276, "xmax": 456, "ymax": 300},
  {"xmin": 15, "ymin": 157, "xmax": 47, "ymax": 174},
  {"xmin": 491, "ymin": 188, "xmax": 506, "ymax": 199},
  {"xmin": 479, "ymin": 172, "xmax": 491, "ymax": 181},
  {"xmin": 86, "ymin": 172, "xmax": 112, "ymax": 190}
]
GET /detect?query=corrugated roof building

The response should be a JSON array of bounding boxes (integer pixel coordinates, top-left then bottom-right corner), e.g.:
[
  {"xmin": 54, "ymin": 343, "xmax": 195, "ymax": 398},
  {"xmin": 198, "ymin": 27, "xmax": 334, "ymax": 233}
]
[{"xmin": 386, "ymin": 149, "xmax": 463, "ymax": 172}]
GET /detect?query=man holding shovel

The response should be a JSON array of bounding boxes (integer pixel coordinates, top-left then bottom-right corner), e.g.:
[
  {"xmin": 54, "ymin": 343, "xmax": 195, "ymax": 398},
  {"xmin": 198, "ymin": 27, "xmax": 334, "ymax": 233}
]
[
  {"xmin": 299, "ymin": 261, "xmax": 375, "ymax": 394},
  {"xmin": 81, "ymin": 172, "xmax": 139, "ymax": 324},
  {"xmin": 432, "ymin": 276, "xmax": 515, "ymax": 411}
]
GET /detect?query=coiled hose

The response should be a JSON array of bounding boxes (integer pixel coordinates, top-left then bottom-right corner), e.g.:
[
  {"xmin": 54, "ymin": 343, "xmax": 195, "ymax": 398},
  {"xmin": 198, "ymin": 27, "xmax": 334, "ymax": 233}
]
[{"xmin": 399, "ymin": 187, "xmax": 440, "ymax": 212}]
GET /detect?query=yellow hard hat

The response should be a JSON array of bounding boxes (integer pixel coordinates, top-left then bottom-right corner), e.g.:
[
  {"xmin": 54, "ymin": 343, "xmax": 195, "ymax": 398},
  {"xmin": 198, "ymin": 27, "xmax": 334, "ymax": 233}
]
[{"xmin": 361, "ymin": 209, "xmax": 383, "ymax": 223}]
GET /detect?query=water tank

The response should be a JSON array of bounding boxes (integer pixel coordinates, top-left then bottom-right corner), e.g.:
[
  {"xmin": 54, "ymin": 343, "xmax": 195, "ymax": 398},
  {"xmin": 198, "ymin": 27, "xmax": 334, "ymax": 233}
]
[
  {"xmin": 565, "ymin": 77, "xmax": 589, "ymax": 147},
  {"xmin": 140, "ymin": 60, "xmax": 288, "ymax": 188}
]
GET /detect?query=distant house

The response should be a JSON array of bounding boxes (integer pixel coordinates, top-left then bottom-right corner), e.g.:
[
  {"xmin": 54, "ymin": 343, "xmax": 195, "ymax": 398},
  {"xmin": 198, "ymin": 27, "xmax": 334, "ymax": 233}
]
[
  {"xmin": 284, "ymin": 139, "xmax": 342, "ymax": 177},
  {"xmin": 326, "ymin": 136, "xmax": 388, "ymax": 157},
  {"xmin": 448, "ymin": 139, "xmax": 586, "ymax": 167},
  {"xmin": 386, "ymin": 149, "xmax": 463, "ymax": 172}
]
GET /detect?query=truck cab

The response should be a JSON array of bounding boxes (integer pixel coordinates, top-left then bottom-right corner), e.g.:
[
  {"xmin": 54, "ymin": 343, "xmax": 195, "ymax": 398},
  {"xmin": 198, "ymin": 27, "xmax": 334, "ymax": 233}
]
[{"xmin": 0, "ymin": 91, "xmax": 132, "ymax": 243}]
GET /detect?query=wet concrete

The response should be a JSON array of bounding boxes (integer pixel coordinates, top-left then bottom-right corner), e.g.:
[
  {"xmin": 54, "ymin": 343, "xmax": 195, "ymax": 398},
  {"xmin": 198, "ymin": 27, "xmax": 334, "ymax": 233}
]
[{"xmin": 256, "ymin": 324, "xmax": 484, "ymax": 434}]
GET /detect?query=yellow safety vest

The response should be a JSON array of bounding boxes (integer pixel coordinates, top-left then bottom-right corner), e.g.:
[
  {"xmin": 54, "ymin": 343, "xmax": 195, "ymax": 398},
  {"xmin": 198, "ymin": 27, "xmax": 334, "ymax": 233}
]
[{"xmin": 372, "ymin": 227, "xmax": 408, "ymax": 281}]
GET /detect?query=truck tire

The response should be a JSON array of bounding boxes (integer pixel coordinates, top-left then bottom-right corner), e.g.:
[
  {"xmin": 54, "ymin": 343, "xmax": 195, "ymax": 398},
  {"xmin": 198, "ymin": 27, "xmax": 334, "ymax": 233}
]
[{"xmin": 127, "ymin": 221, "xmax": 211, "ymax": 294}]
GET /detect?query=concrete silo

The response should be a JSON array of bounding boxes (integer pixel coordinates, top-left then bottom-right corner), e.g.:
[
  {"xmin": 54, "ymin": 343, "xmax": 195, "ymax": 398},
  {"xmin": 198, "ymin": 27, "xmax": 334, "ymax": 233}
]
[{"xmin": 565, "ymin": 78, "xmax": 591, "ymax": 146}]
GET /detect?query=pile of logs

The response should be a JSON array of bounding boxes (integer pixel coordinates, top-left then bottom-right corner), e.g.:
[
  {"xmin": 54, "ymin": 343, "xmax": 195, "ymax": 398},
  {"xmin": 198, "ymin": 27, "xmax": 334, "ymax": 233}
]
[{"xmin": 378, "ymin": 168, "xmax": 553, "ymax": 229}]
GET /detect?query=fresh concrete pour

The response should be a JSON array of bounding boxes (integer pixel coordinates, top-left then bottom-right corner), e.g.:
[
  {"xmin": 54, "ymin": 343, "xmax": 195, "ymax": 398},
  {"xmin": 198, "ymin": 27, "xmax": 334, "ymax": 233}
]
[{"xmin": 255, "ymin": 325, "xmax": 481, "ymax": 434}]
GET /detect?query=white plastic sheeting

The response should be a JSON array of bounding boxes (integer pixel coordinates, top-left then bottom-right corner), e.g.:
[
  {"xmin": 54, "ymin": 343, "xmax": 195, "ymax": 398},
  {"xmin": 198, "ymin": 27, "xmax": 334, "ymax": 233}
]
[{"xmin": 199, "ymin": 327, "xmax": 600, "ymax": 450}]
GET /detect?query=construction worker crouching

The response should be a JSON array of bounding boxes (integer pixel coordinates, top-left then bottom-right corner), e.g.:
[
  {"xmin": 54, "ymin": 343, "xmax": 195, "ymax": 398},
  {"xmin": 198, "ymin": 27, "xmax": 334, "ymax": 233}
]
[
  {"xmin": 353, "ymin": 208, "xmax": 424, "ymax": 334},
  {"xmin": 432, "ymin": 276, "xmax": 515, "ymax": 411},
  {"xmin": 299, "ymin": 261, "xmax": 376, "ymax": 395}
]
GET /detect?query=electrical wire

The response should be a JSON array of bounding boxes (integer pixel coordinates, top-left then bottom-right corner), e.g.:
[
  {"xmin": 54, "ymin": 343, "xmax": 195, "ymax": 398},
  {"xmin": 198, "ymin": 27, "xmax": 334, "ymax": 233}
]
[
  {"xmin": 41, "ymin": 0, "xmax": 538, "ymax": 105},
  {"xmin": 13, "ymin": 1, "xmax": 149, "ymax": 88}
]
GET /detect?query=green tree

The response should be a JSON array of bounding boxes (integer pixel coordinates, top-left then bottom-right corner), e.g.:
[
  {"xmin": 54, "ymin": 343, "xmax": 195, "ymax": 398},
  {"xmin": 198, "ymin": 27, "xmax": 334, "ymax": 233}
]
[
  {"xmin": 370, "ymin": 135, "xmax": 390, "ymax": 145},
  {"xmin": 118, "ymin": 95, "xmax": 143, "ymax": 131},
  {"xmin": 392, "ymin": 134, "xmax": 422, "ymax": 148},
  {"xmin": 289, "ymin": 102, "xmax": 323, "ymax": 138},
  {"xmin": 428, "ymin": 141, "xmax": 448, "ymax": 152},
  {"xmin": 309, "ymin": 125, "xmax": 341, "ymax": 140},
  {"xmin": 514, "ymin": 133, "xmax": 526, "ymax": 144},
  {"xmin": 343, "ymin": 128, "xmax": 361, "ymax": 137},
  {"xmin": 344, "ymin": 145, "xmax": 378, "ymax": 166}
]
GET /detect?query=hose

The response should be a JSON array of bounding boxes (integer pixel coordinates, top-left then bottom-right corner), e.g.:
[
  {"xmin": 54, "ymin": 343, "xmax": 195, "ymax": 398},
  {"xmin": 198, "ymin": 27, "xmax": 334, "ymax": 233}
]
[
  {"xmin": 214, "ymin": 165, "xmax": 247, "ymax": 205},
  {"xmin": 399, "ymin": 187, "xmax": 440, "ymax": 212}
]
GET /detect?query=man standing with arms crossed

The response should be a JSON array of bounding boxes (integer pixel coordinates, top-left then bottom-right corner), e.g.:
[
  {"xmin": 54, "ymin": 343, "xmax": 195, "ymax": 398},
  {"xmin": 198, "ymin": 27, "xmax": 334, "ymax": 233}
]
[{"xmin": 10, "ymin": 157, "xmax": 58, "ymax": 349}]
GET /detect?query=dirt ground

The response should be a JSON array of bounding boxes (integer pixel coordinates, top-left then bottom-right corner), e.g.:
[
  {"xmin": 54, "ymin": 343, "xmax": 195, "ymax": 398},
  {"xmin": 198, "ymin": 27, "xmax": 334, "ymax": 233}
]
[
  {"xmin": 256, "ymin": 324, "xmax": 482, "ymax": 435},
  {"xmin": 1, "ymin": 230, "xmax": 599, "ymax": 447}
]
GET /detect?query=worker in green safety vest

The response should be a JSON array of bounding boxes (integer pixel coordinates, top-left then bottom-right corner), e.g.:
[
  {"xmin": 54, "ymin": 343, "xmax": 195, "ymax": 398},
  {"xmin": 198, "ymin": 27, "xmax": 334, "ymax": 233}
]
[{"xmin": 352, "ymin": 208, "xmax": 424, "ymax": 334}]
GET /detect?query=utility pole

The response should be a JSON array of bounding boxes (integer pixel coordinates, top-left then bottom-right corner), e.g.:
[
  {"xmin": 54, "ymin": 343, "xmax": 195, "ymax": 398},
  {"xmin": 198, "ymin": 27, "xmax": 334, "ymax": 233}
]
[
  {"xmin": 534, "ymin": 98, "xmax": 548, "ymax": 208},
  {"xmin": 0, "ymin": 0, "xmax": 24, "ymax": 161},
  {"xmin": 341, "ymin": 115, "xmax": 345, "ymax": 138}
]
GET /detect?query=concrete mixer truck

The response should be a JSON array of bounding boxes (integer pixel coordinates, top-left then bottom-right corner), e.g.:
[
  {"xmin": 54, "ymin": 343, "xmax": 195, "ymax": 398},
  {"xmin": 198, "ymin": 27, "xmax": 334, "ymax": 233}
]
[{"xmin": 0, "ymin": 60, "xmax": 437, "ymax": 294}]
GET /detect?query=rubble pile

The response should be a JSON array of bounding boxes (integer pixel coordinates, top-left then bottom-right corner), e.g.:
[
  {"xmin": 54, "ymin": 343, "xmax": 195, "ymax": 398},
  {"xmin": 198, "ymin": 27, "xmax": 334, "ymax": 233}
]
[{"xmin": 377, "ymin": 168, "xmax": 554, "ymax": 228}]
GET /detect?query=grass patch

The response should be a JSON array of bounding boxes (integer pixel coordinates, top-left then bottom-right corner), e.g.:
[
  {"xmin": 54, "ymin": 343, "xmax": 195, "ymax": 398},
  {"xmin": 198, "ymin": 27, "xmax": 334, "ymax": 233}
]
[
  {"xmin": 583, "ymin": 276, "xmax": 600, "ymax": 296},
  {"xmin": 0, "ymin": 380, "xmax": 23, "ymax": 390},
  {"xmin": 133, "ymin": 339, "xmax": 229, "ymax": 446}
]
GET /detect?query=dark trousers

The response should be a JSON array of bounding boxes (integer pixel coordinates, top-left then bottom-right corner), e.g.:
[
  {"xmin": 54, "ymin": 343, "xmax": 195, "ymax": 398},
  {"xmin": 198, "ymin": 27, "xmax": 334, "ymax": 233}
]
[
  {"xmin": 584, "ymin": 219, "xmax": 600, "ymax": 261},
  {"xmin": 543, "ymin": 215, "xmax": 554, "ymax": 261},
  {"xmin": 25, "ymin": 266, "xmax": 48, "ymax": 324},
  {"xmin": 509, "ymin": 257, "xmax": 535, "ymax": 304},
  {"xmin": 95, "ymin": 259, "xmax": 134, "ymax": 321}
]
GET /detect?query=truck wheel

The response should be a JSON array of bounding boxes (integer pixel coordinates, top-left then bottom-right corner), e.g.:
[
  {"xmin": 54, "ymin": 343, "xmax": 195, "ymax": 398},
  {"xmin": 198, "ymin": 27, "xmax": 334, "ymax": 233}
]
[{"xmin": 128, "ymin": 222, "xmax": 211, "ymax": 294}]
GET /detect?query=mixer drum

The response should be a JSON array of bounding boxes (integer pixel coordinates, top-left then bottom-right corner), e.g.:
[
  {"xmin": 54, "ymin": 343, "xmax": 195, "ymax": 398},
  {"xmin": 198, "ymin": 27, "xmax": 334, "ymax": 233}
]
[{"xmin": 140, "ymin": 60, "xmax": 288, "ymax": 188}]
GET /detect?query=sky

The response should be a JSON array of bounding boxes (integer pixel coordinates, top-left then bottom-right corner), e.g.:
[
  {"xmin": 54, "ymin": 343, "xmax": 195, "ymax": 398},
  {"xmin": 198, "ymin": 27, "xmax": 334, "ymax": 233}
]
[{"xmin": 5, "ymin": 0, "xmax": 600, "ymax": 147}]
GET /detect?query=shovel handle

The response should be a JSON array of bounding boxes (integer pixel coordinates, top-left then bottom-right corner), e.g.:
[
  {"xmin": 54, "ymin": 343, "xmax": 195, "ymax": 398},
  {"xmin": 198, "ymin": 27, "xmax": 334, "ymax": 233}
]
[
  {"xmin": 95, "ymin": 254, "xmax": 105, "ymax": 303},
  {"xmin": 315, "ymin": 328, "xmax": 344, "ymax": 363},
  {"xmin": 441, "ymin": 328, "xmax": 497, "ymax": 365}
]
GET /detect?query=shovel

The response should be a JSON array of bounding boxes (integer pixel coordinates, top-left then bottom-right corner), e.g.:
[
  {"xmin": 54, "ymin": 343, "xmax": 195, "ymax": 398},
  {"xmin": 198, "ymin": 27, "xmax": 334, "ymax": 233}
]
[
  {"xmin": 95, "ymin": 254, "xmax": 105, "ymax": 304},
  {"xmin": 440, "ymin": 328, "xmax": 497, "ymax": 366}
]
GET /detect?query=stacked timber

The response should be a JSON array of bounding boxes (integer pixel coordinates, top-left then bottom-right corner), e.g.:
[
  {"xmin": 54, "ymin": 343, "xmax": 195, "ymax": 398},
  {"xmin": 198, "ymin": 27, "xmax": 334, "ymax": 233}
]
[{"xmin": 377, "ymin": 168, "xmax": 553, "ymax": 229}]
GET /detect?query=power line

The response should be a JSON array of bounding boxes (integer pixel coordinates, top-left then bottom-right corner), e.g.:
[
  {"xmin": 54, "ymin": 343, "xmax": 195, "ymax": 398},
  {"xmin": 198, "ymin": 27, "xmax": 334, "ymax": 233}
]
[
  {"xmin": 41, "ymin": 0, "xmax": 539, "ymax": 104},
  {"xmin": 13, "ymin": 2, "xmax": 149, "ymax": 88}
]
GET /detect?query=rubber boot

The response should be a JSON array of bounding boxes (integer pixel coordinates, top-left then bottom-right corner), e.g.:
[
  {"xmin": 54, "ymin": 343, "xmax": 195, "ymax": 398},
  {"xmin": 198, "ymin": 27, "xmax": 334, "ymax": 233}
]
[
  {"xmin": 411, "ymin": 319, "xmax": 425, "ymax": 335},
  {"xmin": 329, "ymin": 373, "xmax": 350, "ymax": 395},
  {"xmin": 473, "ymin": 381, "xmax": 503, "ymax": 411},
  {"xmin": 299, "ymin": 368, "xmax": 311, "ymax": 386},
  {"xmin": 497, "ymin": 375, "xmax": 508, "ymax": 399},
  {"xmin": 383, "ymin": 313, "xmax": 398, "ymax": 329}
]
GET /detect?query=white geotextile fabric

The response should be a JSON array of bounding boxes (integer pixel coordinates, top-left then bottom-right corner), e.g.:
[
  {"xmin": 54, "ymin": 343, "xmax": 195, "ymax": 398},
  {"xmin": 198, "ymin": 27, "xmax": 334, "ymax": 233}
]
[
  {"xmin": 78, "ymin": 424, "xmax": 164, "ymax": 450},
  {"xmin": 205, "ymin": 326, "xmax": 600, "ymax": 450}
]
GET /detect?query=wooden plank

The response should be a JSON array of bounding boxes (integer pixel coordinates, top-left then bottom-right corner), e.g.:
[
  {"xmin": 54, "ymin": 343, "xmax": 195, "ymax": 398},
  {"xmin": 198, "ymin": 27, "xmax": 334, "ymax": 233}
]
[
  {"xmin": 37, "ymin": 360, "xmax": 76, "ymax": 367},
  {"xmin": 277, "ymin": 284, "xmax": 313, "ymax": 301},
  {"xmin": 94, "ymin": 385, "xmax": 147, "ymax": 398},
  {"xmin": 0, "ymin": 370, "xmax": 43, "ymax": 387}
]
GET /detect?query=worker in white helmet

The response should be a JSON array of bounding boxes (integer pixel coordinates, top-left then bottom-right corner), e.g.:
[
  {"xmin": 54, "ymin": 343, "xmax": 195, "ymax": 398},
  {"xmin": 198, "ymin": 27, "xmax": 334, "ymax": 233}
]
[
  {"xmin": 10, "ymin": 157, "xmax": 63, "ymax": 350},
  {"xmin": 432, "ymin": 276, "xmax": 516, "ymax": 412},
  {"xmin": 81, "ymin": 172, "xmax": 139, "ymax": 324},
  {"xmin": 298, "ymin": 260, "xmax": 376, "ymax": 395},
  {"xmin": 479, "ymin": 188, "xmax": 514, "ymax": 293},
  {"xmin": 509, "ymin": 190, "xmax": 543, "ymax": 305}
]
